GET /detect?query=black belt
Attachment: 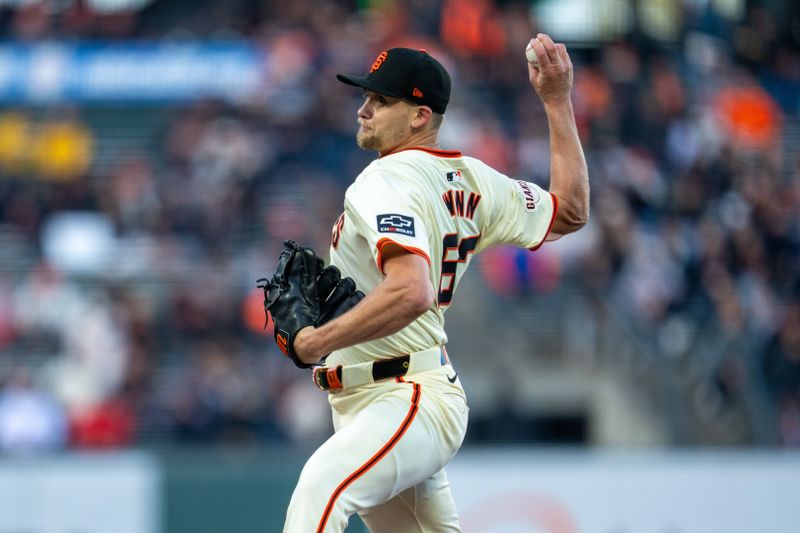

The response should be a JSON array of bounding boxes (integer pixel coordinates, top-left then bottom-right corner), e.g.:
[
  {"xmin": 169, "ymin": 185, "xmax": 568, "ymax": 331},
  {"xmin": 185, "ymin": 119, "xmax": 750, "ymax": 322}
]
[{"xmin": 315, "ymin": 355, "xmax": 411, "ymax": 390}]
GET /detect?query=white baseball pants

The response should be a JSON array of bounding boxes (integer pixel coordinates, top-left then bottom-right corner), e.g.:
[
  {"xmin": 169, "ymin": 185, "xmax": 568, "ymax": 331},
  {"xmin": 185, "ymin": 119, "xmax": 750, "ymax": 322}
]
[{"xmin": 283, "ymin": 365, "xmax": 468, "ymax": 532}]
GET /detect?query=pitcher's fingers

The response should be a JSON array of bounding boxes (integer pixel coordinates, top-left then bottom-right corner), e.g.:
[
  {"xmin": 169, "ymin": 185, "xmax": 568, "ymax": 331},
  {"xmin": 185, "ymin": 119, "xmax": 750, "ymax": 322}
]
[
  {"xmin": 556, "ymin": 43, "xmax": 572, "ymax": 70},
  {"xmin": 537, "ymin": 33, "xmax": 560, "ymax": 66},
  {"xmin": 530, "ymin": 38, "xmax": 552, "ymax": 68}
]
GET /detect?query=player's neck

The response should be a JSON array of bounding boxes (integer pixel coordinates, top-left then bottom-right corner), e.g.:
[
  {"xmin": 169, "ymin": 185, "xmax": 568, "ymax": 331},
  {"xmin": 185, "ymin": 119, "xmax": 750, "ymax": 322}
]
[{"xmin": 379, "ymin": 131, "xmax": 440, "ymax": 158}]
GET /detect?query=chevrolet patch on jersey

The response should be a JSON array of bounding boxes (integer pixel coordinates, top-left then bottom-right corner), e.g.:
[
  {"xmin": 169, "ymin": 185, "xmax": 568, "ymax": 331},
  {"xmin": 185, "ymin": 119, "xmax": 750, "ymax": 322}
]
[{"xmin": 377, "ymin": 214, "xmax": 416, "ymax": 237}]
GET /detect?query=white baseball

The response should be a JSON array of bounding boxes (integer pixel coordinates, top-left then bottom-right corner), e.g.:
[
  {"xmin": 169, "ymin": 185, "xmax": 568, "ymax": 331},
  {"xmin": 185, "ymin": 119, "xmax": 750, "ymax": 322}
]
[{"xmin": 525, "ymin": 40, "xmax": 539, "ymax": 66}]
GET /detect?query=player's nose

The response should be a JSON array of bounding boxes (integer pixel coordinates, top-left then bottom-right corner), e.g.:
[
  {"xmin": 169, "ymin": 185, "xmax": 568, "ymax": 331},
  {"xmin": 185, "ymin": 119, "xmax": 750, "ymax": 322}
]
[{"xmin": 357, "ymin": 100, "xmax": 371, "ymax": 119}]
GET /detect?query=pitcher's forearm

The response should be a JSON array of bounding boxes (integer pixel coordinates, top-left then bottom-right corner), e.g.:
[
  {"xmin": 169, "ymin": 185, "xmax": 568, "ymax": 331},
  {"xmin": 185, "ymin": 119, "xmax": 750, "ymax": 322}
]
[
  {"xmin": 295, "ymin": 277, "xmax": 429, "ymax": 364},
  {"xmin": 545, "ymin": 100, "xmax": 589, "ymax": 232}
]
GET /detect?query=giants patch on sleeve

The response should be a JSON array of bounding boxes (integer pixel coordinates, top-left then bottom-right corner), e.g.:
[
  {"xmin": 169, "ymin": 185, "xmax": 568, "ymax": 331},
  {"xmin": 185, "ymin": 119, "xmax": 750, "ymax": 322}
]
[
  {"xmin": 376, "ymin": 214, "xmax": 416, "ymax": 237},
  {"xmin": 512, "ymin": 180, "xmax": 542, "ymax": 212}
]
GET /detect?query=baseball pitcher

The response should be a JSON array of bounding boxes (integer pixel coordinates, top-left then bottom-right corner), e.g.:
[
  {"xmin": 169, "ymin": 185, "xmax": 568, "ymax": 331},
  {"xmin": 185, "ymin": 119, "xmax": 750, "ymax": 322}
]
[{"xmin": 259, "ymin": 34, "xmax": 589, "ymax": 532}]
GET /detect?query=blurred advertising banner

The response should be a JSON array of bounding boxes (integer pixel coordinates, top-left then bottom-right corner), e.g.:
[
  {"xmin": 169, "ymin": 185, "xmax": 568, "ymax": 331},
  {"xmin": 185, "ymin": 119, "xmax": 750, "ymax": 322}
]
[
  {"xmin": 0, "ymin": 42, "xmax": 264, "ymax": 103},
  {"xmin": 0, "ymin": 452, "xmax": 160, "ymax": 533},
  {"xmin": 448, "ymin": 449, "xmax": 800, "ymax": 533}
]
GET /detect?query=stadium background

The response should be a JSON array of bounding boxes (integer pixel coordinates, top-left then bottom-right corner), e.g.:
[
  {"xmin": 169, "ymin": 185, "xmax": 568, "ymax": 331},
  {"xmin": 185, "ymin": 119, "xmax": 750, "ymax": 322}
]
[{"xmin": 0, "ymin": 0, "xmax": 798, "ymax": 531}]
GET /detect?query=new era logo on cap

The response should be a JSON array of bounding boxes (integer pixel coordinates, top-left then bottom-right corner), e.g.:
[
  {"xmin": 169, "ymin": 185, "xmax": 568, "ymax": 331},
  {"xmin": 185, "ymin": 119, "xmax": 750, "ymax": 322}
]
[{"xmin": 337, "ymin": 48, "xmax": 451, "ymax": 114}]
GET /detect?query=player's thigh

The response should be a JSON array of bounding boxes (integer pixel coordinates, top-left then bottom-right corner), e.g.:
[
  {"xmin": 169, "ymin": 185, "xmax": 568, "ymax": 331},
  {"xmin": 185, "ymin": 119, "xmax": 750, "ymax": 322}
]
[
  {"xmin": 359, "ymin": 468, "xmax": 461, "ymax": 533},
  {"xmin": 298, "ymin": 388, "xmax": 444, "ymax": 510}
]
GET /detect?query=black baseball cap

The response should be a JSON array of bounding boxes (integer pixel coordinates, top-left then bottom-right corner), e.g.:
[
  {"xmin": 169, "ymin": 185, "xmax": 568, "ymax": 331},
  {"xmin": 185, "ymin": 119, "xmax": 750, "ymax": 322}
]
[{"xmin": 337, "ymin": 48, "xmax": 451, "ymax": 114}]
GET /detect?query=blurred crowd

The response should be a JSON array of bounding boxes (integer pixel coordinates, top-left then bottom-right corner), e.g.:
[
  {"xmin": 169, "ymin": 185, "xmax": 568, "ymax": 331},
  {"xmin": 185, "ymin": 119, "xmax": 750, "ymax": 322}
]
[{"xmin": 0, "ymin": 0, "xmax": 798, "ymax": 451}]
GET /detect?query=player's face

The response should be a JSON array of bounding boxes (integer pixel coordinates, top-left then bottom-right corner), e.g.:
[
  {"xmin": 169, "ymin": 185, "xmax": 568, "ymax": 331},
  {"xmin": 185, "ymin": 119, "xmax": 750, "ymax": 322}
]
[{"xmin": 356, "ymin": 90, "xmax": 417, "ymax": 153}]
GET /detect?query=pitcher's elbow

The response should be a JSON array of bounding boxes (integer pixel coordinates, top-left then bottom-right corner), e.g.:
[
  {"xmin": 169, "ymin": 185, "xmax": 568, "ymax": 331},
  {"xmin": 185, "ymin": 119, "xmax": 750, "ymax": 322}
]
[
  {"xmin": 574, "ymin": 206, "xmax": 589, "ymax": 229},
  {"xmin": 394, "ymin": 283, "xmax": 434, "ymax": 321},
  {"xmin": 557, "ymin": 202, "xmax": 589, "ymax": 234},
  {"xmin": 408, "ymin": 284, "xmax": 435, "ymax": 316}
]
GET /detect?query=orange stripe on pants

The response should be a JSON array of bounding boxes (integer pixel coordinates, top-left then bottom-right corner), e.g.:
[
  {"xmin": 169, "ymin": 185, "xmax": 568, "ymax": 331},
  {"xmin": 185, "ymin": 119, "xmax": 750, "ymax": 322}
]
[{"xmin": 315, "ymin": 382, "xmax": 421, "ymax": 533}]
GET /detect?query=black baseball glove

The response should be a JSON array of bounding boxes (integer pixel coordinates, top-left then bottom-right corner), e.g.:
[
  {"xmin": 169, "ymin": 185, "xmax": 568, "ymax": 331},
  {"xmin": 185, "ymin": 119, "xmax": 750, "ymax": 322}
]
[
  {"xmin": 256, "ymin": 240, "xmax": 364, "ymax": 368},
  {"xmin": 316, "ymin": 263, "xmax": 365, "ymax": 325}
]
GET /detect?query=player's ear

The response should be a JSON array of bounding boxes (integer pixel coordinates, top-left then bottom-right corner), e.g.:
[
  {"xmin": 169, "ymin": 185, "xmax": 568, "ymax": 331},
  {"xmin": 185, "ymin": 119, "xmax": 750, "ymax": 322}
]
[{"xmin": 410, "ymin": 105, "xmax": 433, "ymax": 129}]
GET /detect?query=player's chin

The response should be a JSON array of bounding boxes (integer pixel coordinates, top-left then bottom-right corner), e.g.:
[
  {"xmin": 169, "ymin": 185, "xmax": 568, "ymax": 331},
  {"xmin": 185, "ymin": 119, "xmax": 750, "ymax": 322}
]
[{"xmin": 356, "ymin": 129, "xmax": 380, "ymax": 151}]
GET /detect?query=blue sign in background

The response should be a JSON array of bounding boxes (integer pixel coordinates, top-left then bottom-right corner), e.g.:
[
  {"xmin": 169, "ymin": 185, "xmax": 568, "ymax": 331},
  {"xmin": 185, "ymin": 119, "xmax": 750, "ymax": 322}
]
[{"xmin": 0, "ymin": 42, "xmax": 265, "ymax": 103}]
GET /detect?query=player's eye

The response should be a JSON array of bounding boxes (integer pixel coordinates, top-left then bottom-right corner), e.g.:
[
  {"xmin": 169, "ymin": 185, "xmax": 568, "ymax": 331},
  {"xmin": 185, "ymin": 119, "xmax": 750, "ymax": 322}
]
[{"xmin": 363, "ymin": 92, "xmax": 387, "ymax": 106}]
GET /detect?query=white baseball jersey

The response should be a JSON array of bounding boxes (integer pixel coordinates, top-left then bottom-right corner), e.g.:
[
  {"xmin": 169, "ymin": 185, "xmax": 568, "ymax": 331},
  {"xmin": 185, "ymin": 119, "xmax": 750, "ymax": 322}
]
[{"xmin": 327, "ymin": 146, "xmax": 557, "ymax": 366}]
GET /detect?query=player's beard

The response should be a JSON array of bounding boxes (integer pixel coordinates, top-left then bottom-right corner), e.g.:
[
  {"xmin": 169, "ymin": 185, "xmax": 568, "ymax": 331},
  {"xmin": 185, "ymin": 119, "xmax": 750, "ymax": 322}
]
[{"xmin": 356, "ymin": 125, "xmax": 382, "ymax": 151}]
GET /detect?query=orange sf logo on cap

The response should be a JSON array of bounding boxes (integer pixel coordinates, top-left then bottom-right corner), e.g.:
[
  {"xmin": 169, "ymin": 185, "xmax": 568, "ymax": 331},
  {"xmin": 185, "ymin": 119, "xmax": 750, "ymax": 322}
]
[{"xmin": 370, "ymin": 51, "xmax": 388, "ymax": 73}]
